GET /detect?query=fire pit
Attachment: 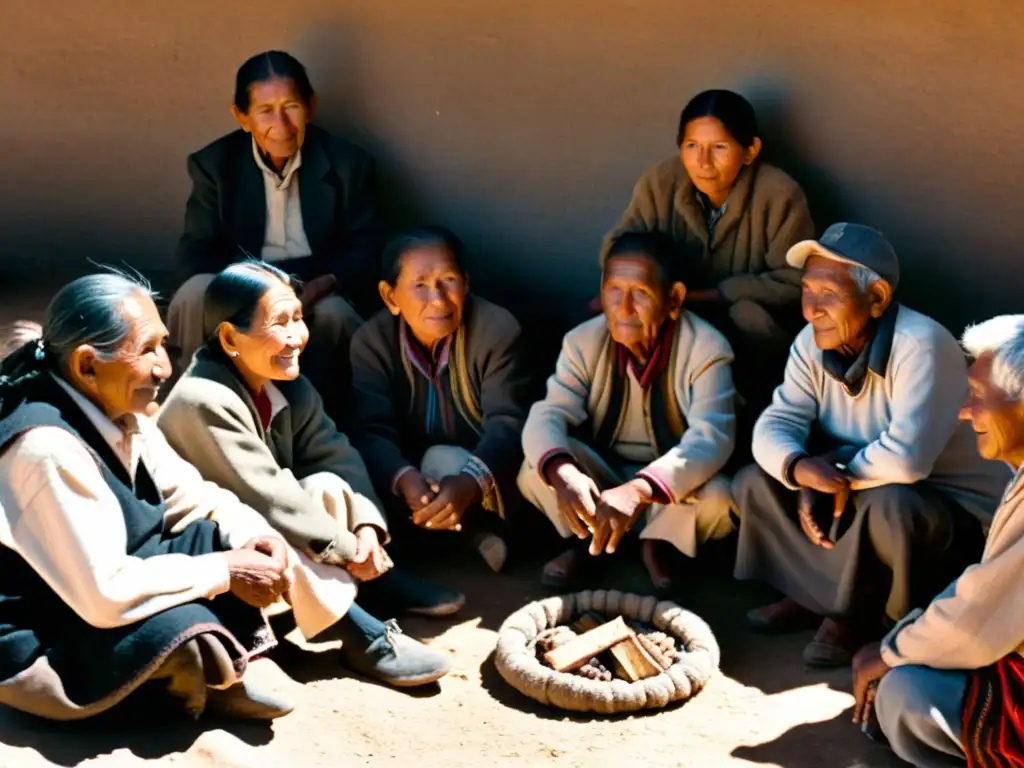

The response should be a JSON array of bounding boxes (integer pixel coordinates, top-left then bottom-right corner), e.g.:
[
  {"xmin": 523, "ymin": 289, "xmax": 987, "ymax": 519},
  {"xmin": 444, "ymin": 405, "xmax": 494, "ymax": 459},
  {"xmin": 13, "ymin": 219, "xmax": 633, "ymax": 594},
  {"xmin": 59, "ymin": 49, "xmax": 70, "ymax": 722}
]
[{"xmin": 494, "ymin": 589, "xmax": 719, "ymax": 714}]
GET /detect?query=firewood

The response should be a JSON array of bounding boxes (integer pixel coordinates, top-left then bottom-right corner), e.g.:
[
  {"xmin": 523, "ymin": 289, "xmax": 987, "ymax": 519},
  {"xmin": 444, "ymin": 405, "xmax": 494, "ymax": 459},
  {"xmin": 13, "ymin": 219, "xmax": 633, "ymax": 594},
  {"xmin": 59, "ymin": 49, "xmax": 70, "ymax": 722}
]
[
  {"xmin": 543, "ymin": 616, "xmax": 634, "ymax": 672},
  {"xmin": 567, "ymin": 613, "xmax": 661, "ymax": 681}
]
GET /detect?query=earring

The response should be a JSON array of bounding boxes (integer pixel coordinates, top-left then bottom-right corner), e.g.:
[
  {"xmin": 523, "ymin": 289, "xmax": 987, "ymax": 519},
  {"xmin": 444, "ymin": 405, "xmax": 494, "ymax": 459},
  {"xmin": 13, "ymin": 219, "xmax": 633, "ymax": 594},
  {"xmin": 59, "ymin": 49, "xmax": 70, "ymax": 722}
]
[{"xmin": 230, "ymin": 351, "xmax": 240, "ymax": 358}]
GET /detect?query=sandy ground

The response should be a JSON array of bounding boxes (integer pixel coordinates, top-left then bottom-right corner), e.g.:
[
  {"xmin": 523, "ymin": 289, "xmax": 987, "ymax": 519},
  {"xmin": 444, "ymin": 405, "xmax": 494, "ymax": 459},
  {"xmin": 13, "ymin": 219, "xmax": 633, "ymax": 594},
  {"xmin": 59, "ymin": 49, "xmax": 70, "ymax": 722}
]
[{"xmin": 0, "ymin": 290, "xmax": 906, "ymax": 768}]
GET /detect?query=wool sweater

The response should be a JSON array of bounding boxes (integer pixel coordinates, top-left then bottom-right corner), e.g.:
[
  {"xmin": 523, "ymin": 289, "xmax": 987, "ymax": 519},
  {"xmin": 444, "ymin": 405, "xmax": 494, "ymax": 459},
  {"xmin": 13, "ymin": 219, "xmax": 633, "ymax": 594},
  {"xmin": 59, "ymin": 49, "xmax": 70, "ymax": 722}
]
[
  {"xmin": 753, "ymin": 304, "xmax": 1011, "ymax": 524},
  {"xmin": 158, "ymin": 349, "xmax": 387, "ymax": 562},
  {"xmin": 600, "ymin": 158, "xmax": 814, "ymax": 306},
  {"xmin": 349, "ymin": 296, "xmax": 530, "ymax": 508},
  {"xmin": 522, "ymin": 311, "xmax": 736, "ymax": 502},
  {"xmin": 882, "ymin": 466, "xmax": 1024, "ymax": 670}
]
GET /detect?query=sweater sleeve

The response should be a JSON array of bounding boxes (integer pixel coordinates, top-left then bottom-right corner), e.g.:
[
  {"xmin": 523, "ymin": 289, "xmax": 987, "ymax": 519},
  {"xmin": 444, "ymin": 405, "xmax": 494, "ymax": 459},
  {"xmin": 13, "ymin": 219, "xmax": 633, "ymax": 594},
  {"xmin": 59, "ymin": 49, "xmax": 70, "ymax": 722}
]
[
  {"xmin": 469, "ymin": 317, "xmax": 530, "ymax": 483},
  {"xmin": 349, "ymin": 326, "xmax": 417, "ymax": 493},
  {"xmin": 882, "ymin": 500, "xmax": 1024, "ymax": 669},
  {"xmin": 158, "ymin": 388, "xmax": 358, "ymax": 561},
  {"xmin": 846, "ymin": 334, "xmax": 967, "ymax": 490},
  {"xmin": 752, "ymin": 335, "xmax": 820, "ymax": 488},
  {"xmin": 287, "ymin": 384, "xmax": 389, "ymax": 538},
  {"xmin": 640, "ymin": 351, "xmax": 736, "ymax": 502},
  {"xmin": 717, "ymin": 180, "xmax": 814, "ymax": 306},
  {"xmin": 0, "ymin": 428, "xmax": 231, "ymax": 630}
]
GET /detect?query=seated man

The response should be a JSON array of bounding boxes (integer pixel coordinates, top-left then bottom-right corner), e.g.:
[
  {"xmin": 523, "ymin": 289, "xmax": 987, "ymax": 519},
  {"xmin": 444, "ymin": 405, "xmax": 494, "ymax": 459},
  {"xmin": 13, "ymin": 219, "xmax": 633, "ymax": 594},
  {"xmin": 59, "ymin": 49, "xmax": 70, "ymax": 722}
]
[
  {"xmin": 735, "ymin": 223, "xmax": 1011, "ymax": 668},
  {"xmin": 852, "ymin": 315, "xmax": 1024, "ymax": 768},
  {"xmin": 519, "ymin": 231, "xmax": 738, "ymax": 590}
]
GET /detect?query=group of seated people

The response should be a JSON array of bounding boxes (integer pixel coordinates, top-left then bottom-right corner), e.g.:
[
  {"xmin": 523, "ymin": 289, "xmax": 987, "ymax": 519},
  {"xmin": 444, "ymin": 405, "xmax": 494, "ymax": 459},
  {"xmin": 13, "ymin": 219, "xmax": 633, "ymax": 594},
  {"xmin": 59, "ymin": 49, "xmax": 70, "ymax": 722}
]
[{"xmin": 0, "ymin": 48, "xmax": 1020, "ymax": 768}]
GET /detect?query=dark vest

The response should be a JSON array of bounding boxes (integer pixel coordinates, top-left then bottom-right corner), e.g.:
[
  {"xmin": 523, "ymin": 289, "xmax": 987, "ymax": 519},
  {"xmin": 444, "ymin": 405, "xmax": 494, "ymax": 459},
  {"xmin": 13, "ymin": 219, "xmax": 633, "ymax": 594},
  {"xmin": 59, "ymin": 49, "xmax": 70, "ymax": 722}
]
[{"xmin": 0, "ymin": 377, "xmax": 272, "ymax": 707}]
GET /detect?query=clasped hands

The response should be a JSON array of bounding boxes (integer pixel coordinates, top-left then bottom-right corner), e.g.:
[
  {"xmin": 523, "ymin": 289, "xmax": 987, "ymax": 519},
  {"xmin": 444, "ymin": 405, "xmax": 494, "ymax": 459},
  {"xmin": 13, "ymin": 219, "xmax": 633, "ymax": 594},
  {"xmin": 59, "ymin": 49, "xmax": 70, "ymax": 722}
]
[
  {"xmin": 396, "ymin": 468, "xmax": 482, "ymax": 533},
  {"xmin": 792, "ymin": 453, "xmax": 853, "ymax": 549},
  {"xmin": 546, "ymin": 457, "xmax": 651, "ymax": 556}
]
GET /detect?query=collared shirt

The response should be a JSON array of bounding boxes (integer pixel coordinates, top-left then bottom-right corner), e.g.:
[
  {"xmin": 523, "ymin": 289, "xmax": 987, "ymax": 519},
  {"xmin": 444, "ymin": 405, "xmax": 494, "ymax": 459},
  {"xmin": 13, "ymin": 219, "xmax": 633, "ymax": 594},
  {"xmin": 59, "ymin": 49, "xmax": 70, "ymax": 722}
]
[
  {"xmin": 0, "ymin": 376, "xmax": 278, "ymax": 629},
  {"xmin": 820, "ymin": 305, "xmax": 899, "ymax": 397},
  {"xmin": 695, "ymin": 190, "xmax": 728, "ymax": 240},
  {"xmin": 252, "ymin": 140, "xmax": 313, "ymax": 263}
]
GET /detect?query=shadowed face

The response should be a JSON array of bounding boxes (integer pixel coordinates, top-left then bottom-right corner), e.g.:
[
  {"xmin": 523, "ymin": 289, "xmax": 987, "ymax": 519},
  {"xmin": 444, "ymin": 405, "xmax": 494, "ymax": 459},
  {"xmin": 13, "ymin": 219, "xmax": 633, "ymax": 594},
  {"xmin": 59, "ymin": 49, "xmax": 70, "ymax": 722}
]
[
  {"xmin": 959, "ymin": 352, "xmax": 1024, "ymax": 466},
  {"xmin": 70, "ymin": 292, "xmax": 172, "ymax": 420},
  {"xmin": 233, "ymin": 77, "xmax": 312, "ymax": 167},
  {"xmin": 679, "ymin": 116, "xmax": 760, "ymax": 205},
  {"xmin": 601, "ymin": 253, "xmax": 684, "ymax": 359},
  {"xmin": 380, "ymin": 245, "xmax": 468, "ymax": 350},
  {"xmin": 801, "ymin": 255, "xmax": 889, "ymax": 355},
  {"xmin": 222, "ymin": 280, "xmax": 309, "ymax": 389}
]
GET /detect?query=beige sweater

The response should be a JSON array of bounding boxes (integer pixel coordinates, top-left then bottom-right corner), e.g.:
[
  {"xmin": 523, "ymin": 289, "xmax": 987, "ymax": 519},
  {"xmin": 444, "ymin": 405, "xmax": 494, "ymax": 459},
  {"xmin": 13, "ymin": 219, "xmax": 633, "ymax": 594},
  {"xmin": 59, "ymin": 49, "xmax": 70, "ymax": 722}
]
[
  {"xmin": 600, "ymin": 158, "xmax": 814, "ymax": 306},
  {"xmin": 753, "ymin": 305, "xmax": 1011, "ymax": 524},
  {"xmin": 521, "ymin": 311, "xmax": 735, "ymax": 501},
  {"xmin": 882, "ymin": 466, "xmax": 1024, "ymax": 670}
]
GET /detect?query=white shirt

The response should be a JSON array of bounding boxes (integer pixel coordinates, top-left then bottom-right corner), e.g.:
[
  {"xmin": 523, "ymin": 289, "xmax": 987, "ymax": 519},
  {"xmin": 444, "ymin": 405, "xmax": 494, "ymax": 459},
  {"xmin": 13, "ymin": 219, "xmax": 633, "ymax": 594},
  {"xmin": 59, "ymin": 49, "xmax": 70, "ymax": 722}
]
[
  {"xmin": 252, "ymin": 140, "xmax": 313, "ymax": 263},
  {"xmin": 0, "ymin": 378, "xmax": 281, "ymax": 630}
]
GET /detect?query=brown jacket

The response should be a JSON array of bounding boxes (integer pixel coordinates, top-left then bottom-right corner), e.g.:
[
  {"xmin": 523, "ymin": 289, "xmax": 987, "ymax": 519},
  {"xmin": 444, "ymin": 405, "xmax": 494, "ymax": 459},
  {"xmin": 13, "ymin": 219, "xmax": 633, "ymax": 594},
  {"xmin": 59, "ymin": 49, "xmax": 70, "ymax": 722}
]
[
  {"xmin": 157, "ymin": 348, "xmax": 386, "ymax": 561},
  {"xmin": 600, "ymin": 158, "xmax": 814, "ymax": 307}
]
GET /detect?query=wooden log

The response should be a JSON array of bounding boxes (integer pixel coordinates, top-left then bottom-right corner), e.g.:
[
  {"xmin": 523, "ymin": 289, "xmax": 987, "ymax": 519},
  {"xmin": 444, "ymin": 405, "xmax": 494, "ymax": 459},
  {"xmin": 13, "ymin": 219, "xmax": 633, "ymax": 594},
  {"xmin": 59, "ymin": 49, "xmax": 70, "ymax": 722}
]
[
  {"xmin": 572, "ymin": 613, "xmax": 661, "ymax": 681},
  {"xmin": 543, "ymin": 616, "xmax": 633, "ymax": 672}
]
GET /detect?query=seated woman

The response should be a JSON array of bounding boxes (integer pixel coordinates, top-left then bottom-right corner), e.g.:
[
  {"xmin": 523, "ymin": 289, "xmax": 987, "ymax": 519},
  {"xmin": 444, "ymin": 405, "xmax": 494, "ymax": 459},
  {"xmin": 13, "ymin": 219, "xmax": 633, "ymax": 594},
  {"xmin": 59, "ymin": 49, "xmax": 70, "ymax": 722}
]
[
  {"xmin": 0, "ymin": 273, "xmax": 300, "ymax": 721},
  {"xmin": 167, "ymin": 50, "xmax": 382, "ymax": 418},
  {"xmin": 600, "ymin": 89, "xmax": 814, "ymax": 414},
  {"xmin": 520, "ymin": 232, "xmax": 737, "ymax": 590},
  {"xmin": 158, "ymin": 261, "xmax": 459, "ymax": 689},
  {"xmin": 348, "ymin": 227, "xmax": 530, "ymax": 573}
]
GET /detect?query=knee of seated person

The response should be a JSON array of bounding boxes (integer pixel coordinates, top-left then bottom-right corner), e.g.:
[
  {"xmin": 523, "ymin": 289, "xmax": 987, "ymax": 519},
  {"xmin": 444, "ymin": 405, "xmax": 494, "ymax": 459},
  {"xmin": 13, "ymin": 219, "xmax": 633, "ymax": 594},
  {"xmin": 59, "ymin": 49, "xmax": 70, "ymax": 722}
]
[
  {"xmin": 730, "ymin": 464, "xmax": 770, "ymax": 514},
  {"xmin": 696, "ymin": 475, "xmax": 735, "ymax": 511},
  {"xmin": 727, "ymin": 299, "xmax": 778, "ymax": 336},
  {"xmin": 169, "ymin": 273, "xmax": 215, "ymax": 312},
  {"xmin": 311, "ymin": 295, "xmax": 363, "ymax": 336},
  {"xmin": 421, "ymin": 445, "xmax": 472, "ymax": 480},
  {"xmin": 859, "ymin": 484, "xmax": 920, "ymax": 522},
  {"xmin": 876, "ymin": 666, "xmax": 927, "ymax": 728}
]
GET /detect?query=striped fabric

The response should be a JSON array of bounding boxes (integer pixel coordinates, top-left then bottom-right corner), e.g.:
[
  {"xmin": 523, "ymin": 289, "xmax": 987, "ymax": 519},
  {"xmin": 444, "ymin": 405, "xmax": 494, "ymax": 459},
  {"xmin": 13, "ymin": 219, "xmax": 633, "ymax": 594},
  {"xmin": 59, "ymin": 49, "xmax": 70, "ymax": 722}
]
[{"xmin": 963, "ymin": 653, "xmax": 1024, "ymax": 767}]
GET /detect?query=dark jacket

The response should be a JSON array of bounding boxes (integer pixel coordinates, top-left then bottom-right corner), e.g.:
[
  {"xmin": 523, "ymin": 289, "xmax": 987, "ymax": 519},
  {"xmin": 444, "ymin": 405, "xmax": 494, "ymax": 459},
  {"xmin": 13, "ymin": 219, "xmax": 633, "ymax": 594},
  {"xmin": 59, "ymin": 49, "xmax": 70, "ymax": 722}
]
[
  {"xmin": 176, "ymin": 124, "xmax": 383, "ymax": 312},
  {"xmin": 349, "ymin": 297, "xmax": 530, "ymax": 514}
]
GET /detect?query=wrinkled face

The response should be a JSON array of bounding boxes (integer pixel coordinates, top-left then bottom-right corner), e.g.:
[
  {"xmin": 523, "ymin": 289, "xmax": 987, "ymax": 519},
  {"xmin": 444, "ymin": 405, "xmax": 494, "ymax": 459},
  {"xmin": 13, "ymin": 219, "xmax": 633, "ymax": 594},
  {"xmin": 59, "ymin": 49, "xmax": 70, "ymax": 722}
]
[
  {"xmin": 801, "ymin": 255, "xmax": 878, "ymax": 353},
  {"xmin": 960, "ymin": 352, "xmax": 1024, "ymax": 464},
  {"xmin": 601, "ymin": 253, "xmax": 680, "ymax": 353},
  {"xmin": 679, "ymin": 116, "xmax": 756, "ymax": 203},
  {"xmin": 380, "ymin": 246, "xmax": 468, "ymax": 348},
  {"xmin": 75, "ymin": 292, "xmax": 172, "ymax": 420},
  {"xmin": 234, "ymin": 77, "xmax": 310, "ymax": 165},
  {"xmin": 227, "ymin": 280, "xmax": 309, "ymax": 385}
]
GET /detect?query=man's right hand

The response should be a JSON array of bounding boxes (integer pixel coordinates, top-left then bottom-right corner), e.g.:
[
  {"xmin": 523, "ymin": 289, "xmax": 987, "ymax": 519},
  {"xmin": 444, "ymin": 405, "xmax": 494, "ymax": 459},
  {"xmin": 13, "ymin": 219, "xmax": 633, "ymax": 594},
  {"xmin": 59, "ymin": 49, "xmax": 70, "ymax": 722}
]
[
  {"xmin": 223, "ymin": 548, "xmax": 288, "ymax": 608},
  {"xmin": 396, "ymin": 469, "xmax": 437, "ymax": 513},
  {"xmin": 545, "ymin": 457, "xmax": 600, "ymax": 540},
  {"xmin": 793, "ymin": 456, "xmax": 850, "ymax": 494}
]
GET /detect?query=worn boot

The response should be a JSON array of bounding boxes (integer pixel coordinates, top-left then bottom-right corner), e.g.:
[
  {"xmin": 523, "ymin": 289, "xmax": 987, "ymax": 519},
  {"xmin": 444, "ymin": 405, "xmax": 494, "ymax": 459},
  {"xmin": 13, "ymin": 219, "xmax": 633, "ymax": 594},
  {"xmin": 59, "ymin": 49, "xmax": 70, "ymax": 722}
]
[{"xmin": 205, "ymin": 678, "xmax": 295, "ymax": 720}]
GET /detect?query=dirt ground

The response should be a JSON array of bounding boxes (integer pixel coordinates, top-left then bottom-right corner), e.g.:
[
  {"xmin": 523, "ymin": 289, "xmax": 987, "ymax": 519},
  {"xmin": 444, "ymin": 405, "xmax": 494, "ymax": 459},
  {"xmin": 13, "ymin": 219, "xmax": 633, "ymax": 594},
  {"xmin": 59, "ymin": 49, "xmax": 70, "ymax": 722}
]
[{"xmin": 0, "ymin": 291, "xmax": 905, "ymax": 768}]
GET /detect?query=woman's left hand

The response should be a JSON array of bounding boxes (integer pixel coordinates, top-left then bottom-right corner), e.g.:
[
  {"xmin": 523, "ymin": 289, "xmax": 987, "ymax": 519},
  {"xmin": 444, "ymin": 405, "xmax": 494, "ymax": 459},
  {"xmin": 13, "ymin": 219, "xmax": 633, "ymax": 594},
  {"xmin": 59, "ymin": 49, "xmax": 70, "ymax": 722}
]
[
  {"xmin": 345, "ymin": 526, "xmax": 393, "ymax": 581},
  {"xmin": 411, "ymin": 473, "xmax": 482, "ymax": 532}
]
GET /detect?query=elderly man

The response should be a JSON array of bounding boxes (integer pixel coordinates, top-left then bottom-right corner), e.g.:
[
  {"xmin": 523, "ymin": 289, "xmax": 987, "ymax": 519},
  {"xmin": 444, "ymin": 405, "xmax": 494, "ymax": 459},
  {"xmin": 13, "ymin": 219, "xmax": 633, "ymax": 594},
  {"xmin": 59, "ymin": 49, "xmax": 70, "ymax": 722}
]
[
  {"xmin": 851, "ymin": 315, "xmax": 1024, "ymax": 767},
  {"xmin": 0, "ymin": 273, "xmax": 396, "ymax": 721},
  {"xmin": 519, "ymin": 232, "xmax": 737, "ymax": 590},
  {"xmin": 734, "ymin": 223, "xmax": 1010, "ymax": 667}
]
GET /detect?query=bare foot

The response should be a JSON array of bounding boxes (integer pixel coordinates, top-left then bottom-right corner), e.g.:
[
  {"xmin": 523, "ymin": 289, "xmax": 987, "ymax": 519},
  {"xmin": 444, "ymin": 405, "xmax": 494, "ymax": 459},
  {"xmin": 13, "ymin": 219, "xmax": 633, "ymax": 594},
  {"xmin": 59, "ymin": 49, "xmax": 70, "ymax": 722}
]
[{"xmin": 641, "ymin": 540, "xmax": 676, "ymax": 591}]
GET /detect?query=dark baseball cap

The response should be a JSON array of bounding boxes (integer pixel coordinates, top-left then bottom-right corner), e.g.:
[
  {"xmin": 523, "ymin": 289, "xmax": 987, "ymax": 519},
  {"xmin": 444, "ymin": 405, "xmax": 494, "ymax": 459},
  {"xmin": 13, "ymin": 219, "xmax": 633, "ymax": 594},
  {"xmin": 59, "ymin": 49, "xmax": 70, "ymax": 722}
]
[{"xmin": 786, "ymin": 223, "xmax": 900, "ymax": 290}]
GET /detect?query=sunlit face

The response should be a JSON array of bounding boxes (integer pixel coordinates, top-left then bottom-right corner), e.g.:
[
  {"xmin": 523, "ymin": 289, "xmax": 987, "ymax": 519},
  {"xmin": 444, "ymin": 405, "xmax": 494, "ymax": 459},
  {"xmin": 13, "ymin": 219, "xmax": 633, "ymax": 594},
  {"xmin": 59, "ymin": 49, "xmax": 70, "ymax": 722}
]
[
  {"xmin": 601, "ymin": 253, "xmax": 683, "ymax": 354},
  {"xmin": 959, "ymin": 352, "xmax": 1024, "ymax": 464},
  {"xmin": 224, "ymin": 280, "xmax": 309, "ymax": 387},
  {"xmin": 679, "ymin": 116, "xmax": 758, "ymax": 204},
  {"xmin": 71, "ymin": 292, "xmax": 172, "ymax": 420},
  {"xmin": 801, "ymin": 255, "xmax": 880, "ymax": 353},
  {"xmin": 380, "ymin": 246, "xmax": 468, "ymax": 349},
  {"xmin": 233, "ymin": 77, "xmax": 311, "ymax": 165}
]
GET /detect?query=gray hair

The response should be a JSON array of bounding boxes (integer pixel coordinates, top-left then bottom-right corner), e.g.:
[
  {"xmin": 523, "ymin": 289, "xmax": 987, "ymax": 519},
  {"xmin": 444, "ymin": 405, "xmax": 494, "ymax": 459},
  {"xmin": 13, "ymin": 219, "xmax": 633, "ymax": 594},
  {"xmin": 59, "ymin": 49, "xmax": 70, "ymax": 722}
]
[
  {"xmin": 961, "ymin": 315, "xmax": 1024, "ymax": 399},
  {"xmin": 848, "ymin": 263, "xmax": 884, "ymax": 294},
  {"xmin": 0, "ymin": 272, "xmax": 155, "ymax": 383}
]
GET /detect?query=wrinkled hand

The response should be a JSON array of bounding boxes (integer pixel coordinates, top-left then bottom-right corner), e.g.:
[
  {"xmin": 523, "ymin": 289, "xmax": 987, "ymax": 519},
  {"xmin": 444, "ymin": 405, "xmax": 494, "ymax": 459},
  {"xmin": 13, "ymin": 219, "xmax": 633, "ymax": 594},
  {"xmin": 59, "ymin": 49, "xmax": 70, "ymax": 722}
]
[
  {"xmin": 244, "ymin": 535, "xmax": 288, "ymax": 570},
  {"xmin": 793, "ymin": 456, "xmax": 851, "ymax": 494},
  {"xmin": 590, "ymin": 478, "xmax": 651, "ymax": 555},
  {"xmin": 797, "ymin": 486, "xmax": 850, "ymax": 550},
  {"xmin": 411, "ymin": 473, "xmax": 482, "ymax": 532},
  {"xmin": 852, "ymin": 642, "xmax": 890, "ymax": 725},
  {"xmin": 396, "ymin": 469, "xmax": 438, "ymax": 514},
  {"xmin": 224, "ymin": 547, "xmax": 288, "ymax": 608},
  {"xmin": 546, "ymin": 458, "xmax": 600, "ymax": 540},
  {"xmin": 345, "ymin": 526, "xmax": 393, "ymax": 582},
  {"xmin": 301, "ymin": 274, "xmax": 338, "ymax": 309}
]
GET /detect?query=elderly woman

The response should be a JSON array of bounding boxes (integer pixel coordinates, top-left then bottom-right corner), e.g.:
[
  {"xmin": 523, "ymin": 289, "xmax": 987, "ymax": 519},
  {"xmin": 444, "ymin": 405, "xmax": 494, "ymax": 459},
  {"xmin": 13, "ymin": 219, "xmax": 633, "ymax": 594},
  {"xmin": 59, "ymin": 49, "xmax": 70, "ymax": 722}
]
[
  {"xmin": 0, "ymin": 273, "xmax": 297, "ymax": 721},
  {"xmin": 159, "ymin": 261, "xmax": 459, "ymax": 688},
  {"xmin": 601, "ymin": 89, "xmax": 814, "ymax": 413},
  {"xmin": 735, "ymin": 224, "xmax": 1011, "ymax": 668},
  {"xmin": 850, "ymin": 315, "xmax": 1024, "ymax": 768},
  {"xmin": 349, "ymin": 227, "xmax": 530, "ymax": 573},
  {"xmin": 167, "ymin": 50, "xmax": 382, "ymax": 418},
  {"xmin": 520, "ymin": 232, "xmax": 737, "ymax": 590}
]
